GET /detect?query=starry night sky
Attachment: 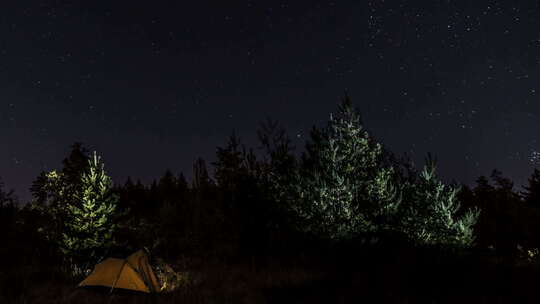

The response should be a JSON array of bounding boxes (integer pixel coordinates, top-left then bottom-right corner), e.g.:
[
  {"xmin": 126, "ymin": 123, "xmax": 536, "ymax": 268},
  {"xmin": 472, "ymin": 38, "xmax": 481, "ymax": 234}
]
[{"xmin": 2, "ymin": 1, "xmax": 540, "ymax": 202}]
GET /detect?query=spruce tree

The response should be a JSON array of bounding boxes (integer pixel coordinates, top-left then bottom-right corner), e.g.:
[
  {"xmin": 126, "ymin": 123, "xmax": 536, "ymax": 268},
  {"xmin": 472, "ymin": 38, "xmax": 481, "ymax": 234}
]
[
  {"xmin": 472, "ymin": 176, "xmax": 495, "ymax": 248},
  {"xmin": 285, "ymin": 96, "xmax": 479, "ymax": 247},
  {"xmin": 30, "ymin": 144, "xmax": 91, "ymax": 246},
  {"xmin": 399, "ymin": 157, "xmax": 479, "ymax": 247},
  {"xmin": 61, "ymin": 151, "xmax": 119, "ymax": 272},
  {"xmin": 251, "ymin": 119, "xmax": 303, "ymax": 253},
  {"xmin": 0, "ymin": 178, "xmax": 17, "ymax": 230},
  {"xmin": 489, "ymin": 170, "xmax": 520, "ymax": 256},
  {"xmin": 522, "ymin": 168, "xmax": 540, "ymax": 206},
  {"xmin": 0, "ymin": 178, "xmax": 17, "ymax": 209},
  {"xmin": 257, "ymin": 118, "xmax": 299, "ymax": 222},
  {"xmin": 294, "ymin": 96, "xmax": 401, "ymax": 240},
  {"xmin": 158, "ymin": 170, "xmax": 179, "ymax": 206},
  {"xmin": 192, "ymin": 158, "xmax": 213, "ymax": 191},
  {"xmin": 213, "ymin": 132, "xmax": 268, "ymax": 252},
  {"xmin": 31, "ymin": 170, "xmax": 73, "ymax": 246}
]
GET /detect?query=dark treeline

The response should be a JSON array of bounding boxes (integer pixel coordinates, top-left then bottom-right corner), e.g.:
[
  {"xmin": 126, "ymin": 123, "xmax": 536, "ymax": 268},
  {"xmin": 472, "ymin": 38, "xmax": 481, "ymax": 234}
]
[
  {"xmin": 459, "ymin": 169, "xmax": 540, "ymax": 258},
  {"xmin": 2, "ymin": 97, "xmax": 540, "ymax": 302}
]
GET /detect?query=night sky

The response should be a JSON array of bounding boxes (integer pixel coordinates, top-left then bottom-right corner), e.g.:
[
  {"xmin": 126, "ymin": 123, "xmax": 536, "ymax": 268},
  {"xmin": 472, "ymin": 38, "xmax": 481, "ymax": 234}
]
[{"xmin": 3, "ymin": 1, "xmax": 540, "ymax": 202}]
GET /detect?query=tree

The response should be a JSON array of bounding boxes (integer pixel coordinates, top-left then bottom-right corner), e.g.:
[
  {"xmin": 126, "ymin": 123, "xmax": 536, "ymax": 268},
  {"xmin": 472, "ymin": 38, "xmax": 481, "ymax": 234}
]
[
  {"xmin": 256, "ymin": 119, "xmax": 302, "ymax": 251},
  {"xmin": 470, "ymin": 175, "xmax": 496, "ymax": 248},
  {"xmin": 474, "ymin": 176, "xmax": 494, "ymax": 199},
  {"xmin": 0, "ymin": 178, "xmax": 17, "ymax": 230},
  {"xmin": 30, "ymin": 144, "xmax": 91, "ymax": 250},
  {"xmin": 192, "ymin": 158, "xmax": 214, "ymax": 191},
  {"xmin": 214, "ymin": 132, "xmax": 247, "ymax": 200},
  {"xmin": 31, "ymin": 143, "xmax": 90, "ymax": 206},
  {"xmin": 177, "ymin": 173, "xmax": 189, "ymax": 193},
  {"xmin": 61, "ymin": 143, "xmax": 91, "ymax": 190},
  {"xmin": 257, "ymin": 118, "xmax": 297, "ymax": 178},
  {"xmin": 489, "ymin": 170, "xmax": 521, "ymax": 257},
  {"xmin": 522, "ymin": 168, "xmax": 540, "ymax": 206},
  {"xmin": 212, "ymin": 132, "xmax": 267, "ymax": 253},
  {"xmin": 257, "ymin": 118, "xmax": 299, "ymax": 215},
  {"xmin": 188, "ymin": 158, "xmax": 224, "ymax": 255},
  {"xmin": 399, "ymin": 156, "xmax": 480, "ymax": 247},
  {"xmin": 281, "ymin": 96, "xmax": 479, "ymax": 248},
  {"xmin": 291, "ymin": 95, "xmax": 401, "ymax": 241},
  {"xmin": 0, "ymin": 178, "xmax": 17, "ymax": 209},
  {"xmin": 61, "ymin": 151, "xmax": 120, "ymax": 272},
  {"xmin": 29, "ymin": 145, "xmax": 121, "ymax": 272}
]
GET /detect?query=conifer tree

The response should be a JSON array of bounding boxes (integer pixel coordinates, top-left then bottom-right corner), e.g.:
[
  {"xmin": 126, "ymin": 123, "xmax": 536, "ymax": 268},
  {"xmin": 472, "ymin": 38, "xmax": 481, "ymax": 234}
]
[
  {"xmin": 488, "ymin": 170, "xmax": 520, "ymax": 255},
  {"xmin": 522, "ymin": 168, "xmax": 540, "ymax": 206},
  {"xmin": 61, "ymin": 151, "xmax": 119, "ymax": 272},
  {"xmin": 284, "ymin": 96, "xmax": 479, "ymax": 247},
  {"xmin": 471, "ymin": 175, "xmax": 496, "ymax": 248},
  {"xmin": 158, "ymin": 170, "xmax": 179, "ymax": 205},
  {"xmin": 213, "ymin": 132, "xmax": 248, "ymax": 199},
  {"xmin": 399, "ymin": 156, "xmax": 479, "ymax": 247},
  {"xmin": 30, "ymin": 144, "xmax": 91, "ymax": 246},
  {"xmin": 212, "ymin": 132, "xmax": 268, "ymax": 252},
  {"xmin": 257, "ymin": 119, "xmax": 300, "ymax": 238},
  {"xmin": 293, "ymin": 96, "xmax": 401, "ymax": 240},
  {"xmin": 0, "ymin": 178, "xmax": 17, "ymax": 209},
  {"xmin": 0, "ymin": 178, "xmax": 17, "ymax": 230},
  {"xmin": 193, "ymin": 158, "xmax": 214, "ymax": 191},
  {"xmin": 257, "ymin": 119, "xmax": 300, "ymax": 213},
  {"xmin": 177, "ymin": 173, "xmax": 189, "ymax": 192}
]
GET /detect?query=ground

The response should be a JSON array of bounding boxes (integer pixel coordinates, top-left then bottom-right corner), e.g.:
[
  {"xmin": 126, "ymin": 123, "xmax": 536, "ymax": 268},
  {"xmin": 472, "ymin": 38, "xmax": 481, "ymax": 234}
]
[{"xmin": 3, "ymin": 247, "xmax": 540, "ymax": 303}]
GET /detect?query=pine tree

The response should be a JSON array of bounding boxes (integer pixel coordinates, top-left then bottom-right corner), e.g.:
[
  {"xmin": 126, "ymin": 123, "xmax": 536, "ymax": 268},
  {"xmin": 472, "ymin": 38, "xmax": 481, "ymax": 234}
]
[
  {"xmin": 522, "ymin": 168, "xmax": 540, "ymax": 206},
  {"xmin": 193, "ymin": 158, "xmax": 213, "ymax": 191},
  {"xmin": 212, "ymin": 132, "xmax": 269, "ymax": 252},
  {"xmin": 31, "ymin": 170, "xmax": 74, "ymax": 246},
  {"xmin": 471, "ymin": 175, "xmax": 496, "ymax": 248},
  {"xmin": 0, "ymin": 178, "xmax": 16, "ymax": 209},
  {"xmin": 158, "ymin": 170, "xmax": 178, "ymax": 205},
  {"xmin": 0, "ymin": 178, "xmax": 17, "ymax": 230},
  {"xmin": 257, "ymin": 119, "xmax": 299, "ymax": 217},
  {"xmin": 489, "ymin": 170, "xmax": 520, "ymax": 256},
  {"xmin": 30, "ymin": 144, "xmax": 92, "ymax": 246},
  {"xmin": 399, "ymin": 156, "xmax": 479, "ymax": 247},
  {"xmin": 284, "ymin": 96, "xmax": 479, "ymax": 247},
  {"xmin": 61, "ymin": 151, "xmax": 119, "ymax": 272},
  {"xmin": 177, "ymin": 173, "xmax": 188, "ymax": 192},
  {"xmin": 293, "ymin": 96, "xmax": 401, "ymax": 240}
]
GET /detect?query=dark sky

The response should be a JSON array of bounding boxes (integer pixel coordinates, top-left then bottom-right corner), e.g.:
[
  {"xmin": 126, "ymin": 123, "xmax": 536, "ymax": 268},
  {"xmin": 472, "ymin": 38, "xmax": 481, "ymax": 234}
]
[{"xmin": 2, "ymin": 1, "xmax": 540, "ymax": 202}]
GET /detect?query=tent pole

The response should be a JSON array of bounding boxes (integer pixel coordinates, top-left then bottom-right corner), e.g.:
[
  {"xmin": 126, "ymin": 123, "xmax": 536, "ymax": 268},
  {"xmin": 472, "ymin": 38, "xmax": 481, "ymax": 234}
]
[{"xmin": 110, "ymin": 260, "xmax": 127, "ymax": 294}]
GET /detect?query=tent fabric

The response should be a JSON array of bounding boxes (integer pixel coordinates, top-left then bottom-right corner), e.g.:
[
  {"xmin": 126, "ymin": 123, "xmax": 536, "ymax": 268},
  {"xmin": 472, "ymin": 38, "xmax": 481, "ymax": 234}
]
[
  {"xmin": 126, "ymin": 250, "xmax": 161, "ymax": 292},
  {"xmin": 78, "ymin": 250, "xmax": 161, "ymax": 293}
]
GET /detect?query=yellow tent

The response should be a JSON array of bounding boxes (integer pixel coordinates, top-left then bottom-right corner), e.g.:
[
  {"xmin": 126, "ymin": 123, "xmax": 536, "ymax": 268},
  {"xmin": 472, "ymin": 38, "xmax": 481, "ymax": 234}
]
[{"xmin": 78, "ymin": 250, "xmax": 161, "ymax": 293}]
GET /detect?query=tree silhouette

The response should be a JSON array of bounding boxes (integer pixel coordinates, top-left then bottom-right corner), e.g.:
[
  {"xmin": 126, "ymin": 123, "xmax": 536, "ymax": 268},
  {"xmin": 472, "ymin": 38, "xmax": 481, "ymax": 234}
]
[
  {"xmin": 489, "ymin": 170, "xmax": 520, "ymax": 258},
  {"xmin": 522, "ymin": 168, "xmax": 540, "ymax": 207},
  {"xmin": 0, "ymin": 178, "xmax": 17, "ymax": 233},
  {"xmin": 256, "ymin": 118, "xmax": 300, "ymax": 252},
  {"xmin": 0, "ymin": 178, "xmax": 16, "ymax": 209},
  {"xmin": 212, "ymin": 132, "xmax": 267, "ymax": 254},
  {"xmin": 30, "ymin": 143, "xmax": 90, "ymax": 208},
  {"xmin": 30, "ymin": 144, "xmax": 91, "ymax": 253}
]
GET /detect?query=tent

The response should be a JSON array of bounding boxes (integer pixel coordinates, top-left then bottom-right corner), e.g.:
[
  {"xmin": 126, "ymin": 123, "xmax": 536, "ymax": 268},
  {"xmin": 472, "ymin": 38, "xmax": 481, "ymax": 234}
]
[{"xmin": 78, "ymin": 250, "xmax": 161, "ymax": 293}]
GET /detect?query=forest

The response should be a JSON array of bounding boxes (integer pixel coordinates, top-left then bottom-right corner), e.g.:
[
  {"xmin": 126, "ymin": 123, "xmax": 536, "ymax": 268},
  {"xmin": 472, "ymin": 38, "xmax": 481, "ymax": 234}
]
[{"xmin": 3, "ymin": 97, "xmax": 540, "ymax": 303}]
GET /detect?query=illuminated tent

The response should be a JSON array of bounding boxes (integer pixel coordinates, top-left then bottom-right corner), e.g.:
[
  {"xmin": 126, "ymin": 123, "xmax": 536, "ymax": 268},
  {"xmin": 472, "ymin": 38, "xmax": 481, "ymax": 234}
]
[{"xmin": 78, "ymin": 250, "xmax": 161, "ymax": 293}]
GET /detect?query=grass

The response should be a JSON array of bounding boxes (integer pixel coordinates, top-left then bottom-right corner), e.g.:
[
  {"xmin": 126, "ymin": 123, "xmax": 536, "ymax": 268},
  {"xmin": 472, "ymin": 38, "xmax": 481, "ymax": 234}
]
[{"xmin": 3, "ymin": 249, "xmax": 540, "ymax": 303}]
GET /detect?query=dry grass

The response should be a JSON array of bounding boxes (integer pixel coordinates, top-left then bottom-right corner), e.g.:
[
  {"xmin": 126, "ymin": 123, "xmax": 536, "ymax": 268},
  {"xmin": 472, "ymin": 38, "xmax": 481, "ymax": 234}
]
[
  {"xmin": 1, "ymin": 256, "xmax": 331, "ymax": 304},
  {"xmin": 3, "ymin": 252, "xmax": 540, "ymax": 303}
]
